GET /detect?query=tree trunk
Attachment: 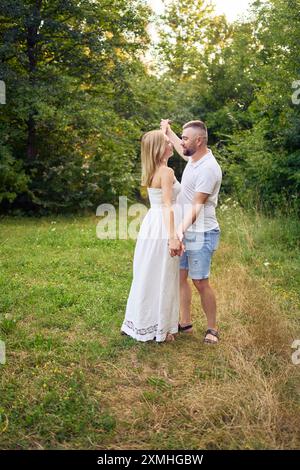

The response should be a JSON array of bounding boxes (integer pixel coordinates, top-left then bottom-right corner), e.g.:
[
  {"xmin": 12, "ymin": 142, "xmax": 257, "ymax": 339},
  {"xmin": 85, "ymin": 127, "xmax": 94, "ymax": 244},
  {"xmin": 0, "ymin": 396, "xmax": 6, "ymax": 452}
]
[{"xmin": 26, "ymin": 0, "xmax": 42, "ymax": 163}]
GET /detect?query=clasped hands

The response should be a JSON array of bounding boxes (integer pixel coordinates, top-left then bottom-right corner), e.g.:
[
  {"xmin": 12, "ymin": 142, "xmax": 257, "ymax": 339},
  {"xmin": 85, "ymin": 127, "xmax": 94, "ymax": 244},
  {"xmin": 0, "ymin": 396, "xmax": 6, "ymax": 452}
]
[
  {"xmin": 168, "ymin": 228, "xmax": 185, "ymax": 257},
  {"xmin": 160, "ymin": 118, "xmax": 171, "ymax": 134}
]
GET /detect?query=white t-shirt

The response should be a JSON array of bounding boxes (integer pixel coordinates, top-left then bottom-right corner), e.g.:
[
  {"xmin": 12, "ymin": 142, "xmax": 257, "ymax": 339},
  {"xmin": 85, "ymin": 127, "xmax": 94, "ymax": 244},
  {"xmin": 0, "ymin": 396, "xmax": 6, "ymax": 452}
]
[{"xmin": 176, "ymin": 149, "xmax": 222, "ymax": 233}]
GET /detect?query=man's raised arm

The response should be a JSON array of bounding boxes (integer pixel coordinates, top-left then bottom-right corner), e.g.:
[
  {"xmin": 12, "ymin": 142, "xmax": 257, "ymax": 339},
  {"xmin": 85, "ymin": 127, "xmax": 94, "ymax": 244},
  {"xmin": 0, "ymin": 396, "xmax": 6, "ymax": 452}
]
[{"xmin": 160, "ymin": 119, "xmax": 189, "ymax": 162}]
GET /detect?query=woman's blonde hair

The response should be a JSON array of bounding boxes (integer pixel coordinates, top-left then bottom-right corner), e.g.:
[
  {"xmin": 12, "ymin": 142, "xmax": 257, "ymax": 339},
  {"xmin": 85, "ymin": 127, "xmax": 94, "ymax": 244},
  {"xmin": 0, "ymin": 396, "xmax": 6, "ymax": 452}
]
[{"xmin": 141, "ymin": 130, "xmax": 167, "ymax": 187}]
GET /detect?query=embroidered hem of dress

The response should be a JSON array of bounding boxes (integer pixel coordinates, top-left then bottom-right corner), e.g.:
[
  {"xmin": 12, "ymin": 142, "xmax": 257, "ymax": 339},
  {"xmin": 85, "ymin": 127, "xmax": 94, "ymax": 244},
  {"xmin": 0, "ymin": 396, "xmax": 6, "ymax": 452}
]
[{"xmin": 121, "ymin": 320, "xmax": 178, "ymax": 342}]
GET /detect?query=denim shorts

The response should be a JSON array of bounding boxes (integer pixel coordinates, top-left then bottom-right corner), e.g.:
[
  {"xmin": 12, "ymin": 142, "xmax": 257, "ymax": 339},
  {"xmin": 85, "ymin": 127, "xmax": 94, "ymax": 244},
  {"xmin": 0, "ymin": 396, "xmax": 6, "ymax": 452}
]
[{"xmin": 180, "ymin": 228, "xmax": 220, "ymax": 280}]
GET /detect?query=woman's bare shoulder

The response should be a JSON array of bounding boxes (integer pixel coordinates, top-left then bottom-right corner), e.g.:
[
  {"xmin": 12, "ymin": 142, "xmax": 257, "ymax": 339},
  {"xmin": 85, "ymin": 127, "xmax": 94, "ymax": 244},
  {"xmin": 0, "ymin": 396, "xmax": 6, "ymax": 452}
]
[{"xmin": 159, "ymin": 166, "xmax": 174, "ymax": 178}]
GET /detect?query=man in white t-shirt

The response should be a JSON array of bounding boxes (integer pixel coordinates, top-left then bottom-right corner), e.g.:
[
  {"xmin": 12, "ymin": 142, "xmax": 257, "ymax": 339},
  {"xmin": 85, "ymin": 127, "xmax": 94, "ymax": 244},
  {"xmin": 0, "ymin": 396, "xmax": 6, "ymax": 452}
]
[{"xmin": 161, "ymin": 119, "xmax": 222, "ymax": 344}]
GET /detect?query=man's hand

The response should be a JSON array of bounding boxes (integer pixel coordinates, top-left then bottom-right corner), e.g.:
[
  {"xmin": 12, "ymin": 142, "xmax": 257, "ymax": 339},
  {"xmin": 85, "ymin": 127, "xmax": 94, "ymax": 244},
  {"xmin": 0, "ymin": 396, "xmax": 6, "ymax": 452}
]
[
  {"xmin": 178, "ymin": 241, "xmax": 185, "ymax": 257},
  {"xmin": 160, "ymin": 119, "xmax": 171, "ymax": 135}
]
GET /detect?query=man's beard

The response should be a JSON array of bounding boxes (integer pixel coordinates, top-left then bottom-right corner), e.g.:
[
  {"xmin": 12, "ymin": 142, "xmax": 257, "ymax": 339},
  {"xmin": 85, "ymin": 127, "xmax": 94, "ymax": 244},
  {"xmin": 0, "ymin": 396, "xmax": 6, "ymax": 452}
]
[{"xmin": 183, "ymin": 146, "xmax": 197, "ymax": 156}]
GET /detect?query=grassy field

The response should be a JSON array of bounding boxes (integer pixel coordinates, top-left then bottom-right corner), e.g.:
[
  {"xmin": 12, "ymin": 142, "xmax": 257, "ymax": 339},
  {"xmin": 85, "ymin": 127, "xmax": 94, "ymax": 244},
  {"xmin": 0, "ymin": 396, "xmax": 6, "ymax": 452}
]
[{"xmin": 0, "ymin": 203, "xmax": 299, "ymax": 450}]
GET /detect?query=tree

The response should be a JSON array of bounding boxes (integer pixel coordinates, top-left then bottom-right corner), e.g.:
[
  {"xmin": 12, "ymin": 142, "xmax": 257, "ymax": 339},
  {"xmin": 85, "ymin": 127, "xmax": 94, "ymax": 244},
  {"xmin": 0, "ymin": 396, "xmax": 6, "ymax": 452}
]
[{"xmin": 0, "ymin": 0, "xmax": 150, "ymax": 212}]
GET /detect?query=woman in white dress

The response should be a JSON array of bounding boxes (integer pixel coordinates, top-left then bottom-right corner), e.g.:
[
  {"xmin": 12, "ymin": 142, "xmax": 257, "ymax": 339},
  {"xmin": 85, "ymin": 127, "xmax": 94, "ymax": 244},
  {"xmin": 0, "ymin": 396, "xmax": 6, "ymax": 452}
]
[{"xmin": 121, "ymin": 130, "xmax": 182, "ymax": 342}]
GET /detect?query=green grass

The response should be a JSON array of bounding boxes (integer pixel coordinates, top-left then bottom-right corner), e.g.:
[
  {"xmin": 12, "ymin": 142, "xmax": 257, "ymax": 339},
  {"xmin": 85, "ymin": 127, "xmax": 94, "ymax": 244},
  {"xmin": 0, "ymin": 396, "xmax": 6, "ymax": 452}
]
[{"xmin": 0, "ymin": 206, "xmax": 299, "ymax": 449}]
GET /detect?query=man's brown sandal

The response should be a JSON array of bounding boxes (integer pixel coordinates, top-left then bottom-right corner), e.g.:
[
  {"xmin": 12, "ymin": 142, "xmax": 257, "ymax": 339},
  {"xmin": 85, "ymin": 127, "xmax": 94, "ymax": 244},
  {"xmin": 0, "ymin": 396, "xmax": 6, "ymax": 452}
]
[{"xmin": 204, "ymin": 328, "xmax": 219, "ymax": 344}]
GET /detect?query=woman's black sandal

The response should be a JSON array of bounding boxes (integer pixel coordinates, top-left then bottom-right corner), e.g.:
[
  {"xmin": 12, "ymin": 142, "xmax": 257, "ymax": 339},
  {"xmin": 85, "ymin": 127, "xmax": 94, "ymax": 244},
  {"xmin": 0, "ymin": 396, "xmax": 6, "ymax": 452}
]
[
  {"xmin": 178, "ymin": 323, "xmax": 193, "ymax": 332},
  {"xmin": 204, "ymin": 328, "xmax": 219, "ymax": 344}
]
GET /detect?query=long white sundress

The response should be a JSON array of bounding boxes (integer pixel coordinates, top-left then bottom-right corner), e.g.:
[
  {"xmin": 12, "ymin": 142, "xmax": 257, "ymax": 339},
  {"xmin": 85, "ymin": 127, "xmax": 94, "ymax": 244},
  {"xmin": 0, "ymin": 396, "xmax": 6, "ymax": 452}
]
[{"xmin": 121, "ymin": 180, "xmax": 181, "ymax": 342}]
